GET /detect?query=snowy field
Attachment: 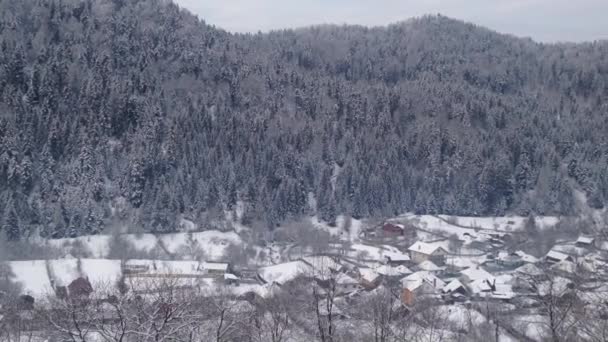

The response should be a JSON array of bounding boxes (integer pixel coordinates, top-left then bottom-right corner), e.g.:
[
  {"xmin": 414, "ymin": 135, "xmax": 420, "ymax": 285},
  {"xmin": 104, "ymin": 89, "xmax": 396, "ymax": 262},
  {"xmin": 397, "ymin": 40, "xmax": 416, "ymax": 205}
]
[
  {"xmin": 40, "ymin": 229, "xmax": 242, "ymax": 260},
  {"xmin": 395, "ymin": 213, "xmax": 560, "ymax": 240},
  {"xmin": 9, "ymin": 257, "xmax": 272, "ymax": 299},
  {"xmin": 10, "ymin": 258, "xmax": 122, "ymax": 296},
  {"xmin": 310, "ymin": 214, "xmax": 363, "ymax": 241}
]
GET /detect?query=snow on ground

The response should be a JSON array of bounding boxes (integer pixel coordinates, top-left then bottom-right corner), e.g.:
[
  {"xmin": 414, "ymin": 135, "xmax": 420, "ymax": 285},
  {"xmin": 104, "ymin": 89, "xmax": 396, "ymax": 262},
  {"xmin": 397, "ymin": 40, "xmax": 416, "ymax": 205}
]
[
  {"xmin": 400, "ymin": 214, "xmax": 484, "ymax": 240},
  {"xmin": 230, "ymin": 283, "xmax": 274, "ymax": 298},
  {"xmin": 10, "ymin": 260, "xmax": 54, "ymax": 296},
  {"xmin": 440, "ymin": 304, "xmax": 486, "ymax": 327},
  {"xmin": 512, "ymin": 314, "xmax": 547, "ymax": 341},
  {"xmin": 49, "ymin": 258, "xmax": 81, "ymax": 286},
  {"xmin": 347, "ymin": 217, "xmax": 363, "ymax": 241},
  {"xmin": 80, "ymin": 259, "xmax": 122, "ymax": 285},
  {"xmin": 310, "ymin": 214, "xmax": 362, "ymax": 242},
  {"xmin": 397, "ymin": 213, "xmax": 560, "ymax": 239},
  {"xmin": 124, "ymin": 234, "xmax": 159, "ymax": 252},
  {"xmin": 350, "ymin": 243, "xmax": 382, "ymax": 259},
  {"xmin": 44, "ymin": 230, "xmax": 241, "ymax": 260},
  {"xmin": 45, "ymin": 234, "xmax": 112, "ymax": 258},
  {"xmin": 258, "ymin": 261, "xmax": 312, "ymax": 285},
  {"xmin": 347, "ymin": 243, "xmax": 409, "ymax": 262},
  {"xmin": 438, "ymin": 215, "xmax": 559, "ymax": 231},
  {"xmin": 158, "ymin": 230, "xmax": 241, "ymax": 259},
  {"xmin": 10, "ymin": 258, "xmax": 122, "ymax": 297},
  {"xmin": 310, "ymin": 215, "xmax": 343, "ymax": 237}
]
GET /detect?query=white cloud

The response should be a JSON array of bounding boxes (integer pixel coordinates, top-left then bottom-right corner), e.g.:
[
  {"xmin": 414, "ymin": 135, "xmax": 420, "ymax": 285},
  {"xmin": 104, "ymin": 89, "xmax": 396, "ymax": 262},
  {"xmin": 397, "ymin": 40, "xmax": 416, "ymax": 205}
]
[{"xmin": 175, "ymin": 0, "xmax": 608, "ymax": 42}]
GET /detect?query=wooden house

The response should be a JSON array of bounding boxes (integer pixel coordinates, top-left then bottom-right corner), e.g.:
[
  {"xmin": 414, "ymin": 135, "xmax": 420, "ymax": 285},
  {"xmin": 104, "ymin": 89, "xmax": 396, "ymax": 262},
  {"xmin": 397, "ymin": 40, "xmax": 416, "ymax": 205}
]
[
  {"xmin": 400, "ymin": 271, "xmax": 445, "ymax": 306},
  {"xmin": 408, "ymin": 242, "xmax": 448, "ymax": 265}
]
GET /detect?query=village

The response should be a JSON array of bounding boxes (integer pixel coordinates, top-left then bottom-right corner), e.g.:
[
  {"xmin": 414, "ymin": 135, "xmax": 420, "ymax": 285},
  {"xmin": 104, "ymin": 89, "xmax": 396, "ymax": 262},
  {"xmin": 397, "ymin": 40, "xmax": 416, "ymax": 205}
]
[{"xmin": 3, "ymin": 214, "xmax": 608, "ymax": 341}]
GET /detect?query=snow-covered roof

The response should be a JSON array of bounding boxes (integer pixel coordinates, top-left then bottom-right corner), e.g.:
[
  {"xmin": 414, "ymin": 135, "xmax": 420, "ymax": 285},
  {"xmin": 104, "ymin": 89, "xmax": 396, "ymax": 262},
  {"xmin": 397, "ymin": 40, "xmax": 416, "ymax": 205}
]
[
  {"xmin": 417, "ymin": 260, "xmax": 443, "ymax": 272},
  {"xmin": 497, "ymin": 251, "xmax": 509, "ymax": 260},
  {"xmin": 358, "ymin": 268, "xmax": 381, "ymax": 283},
  {"xmin": 375, "ymin": 265, "xmax": 412, "ymax": 276},
  {"xmin": 408, "ymin": 241, "xmax": 445, "ymax": 255},
  {"xmin": 515, "ymin": 263, "xmax": 544, "ymax": 277},
  {"xmin": 394, "ymin": 265, "xmax": 414, "ymax": 275},
  {"xmin": 546, "ymin": 250, "xmax": 571, "ymax": 262},
  {"xmin": 469, "ymin": 278, "xmax": 494, "ymax": 293},
  {"xmin": 551, "ymin": 260, "xmax": 577, "ymax": 274},
  {"xmin": 576, "ymin": 236, "xmax": 595, "ymax": 245},
  {"xmin": 335, "ymin": 273, "xmax": 359, "ymax": 285},
  {"xmin": 401, "ymin": 271, "xmax": 445, "ymax": 292},
  {"xmin": 443, "ymin": 279, "xmax": 466, "ymax": 293},
  {"xmin": 460, "ymin": 267, "xmax": 494, "ymax": 282},
  {"xmin": 224, "ymin": 273, "xmax": 239, "ymax": 281},
  {"xmin": 514, "ymin": 250, "xmax": 539, "ymax": 263},
  {"xmin": 302, "ymin": 256, "xmax": 342, "ymax": 274}
]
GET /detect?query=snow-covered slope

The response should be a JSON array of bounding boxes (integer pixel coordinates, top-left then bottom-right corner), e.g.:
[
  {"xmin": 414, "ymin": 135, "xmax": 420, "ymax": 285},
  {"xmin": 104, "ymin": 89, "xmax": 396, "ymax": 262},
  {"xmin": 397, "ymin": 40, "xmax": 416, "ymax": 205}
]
[
  {"xmin": 41, "ymin": 230, "xmax": 242, "ymax": 259},
  {"xmin": 10, "ymin": 259, "xmax": 122, "ymax": 296}
]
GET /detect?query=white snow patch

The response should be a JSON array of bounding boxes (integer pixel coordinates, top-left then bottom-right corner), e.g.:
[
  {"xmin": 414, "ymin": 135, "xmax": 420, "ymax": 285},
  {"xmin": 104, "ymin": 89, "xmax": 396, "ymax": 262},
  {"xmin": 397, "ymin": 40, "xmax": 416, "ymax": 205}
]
[
  {"xmin": 258, "ymin": 261, "xmax": 312, "ymax": 285},
  {"xmin": 10, "ymin": 260, "xmax": 53, "ymax": 296},
  {"xmin": 44, "ymin": 230, "xmax": 241, "ymax": 260}
]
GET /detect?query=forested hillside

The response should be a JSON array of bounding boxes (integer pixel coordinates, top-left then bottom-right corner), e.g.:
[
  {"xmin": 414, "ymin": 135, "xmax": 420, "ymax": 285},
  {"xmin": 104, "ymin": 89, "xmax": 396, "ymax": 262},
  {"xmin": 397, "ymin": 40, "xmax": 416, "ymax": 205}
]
[{"xmin": 1, "ymin": 0, "xmax": 607, "ymax": 239}]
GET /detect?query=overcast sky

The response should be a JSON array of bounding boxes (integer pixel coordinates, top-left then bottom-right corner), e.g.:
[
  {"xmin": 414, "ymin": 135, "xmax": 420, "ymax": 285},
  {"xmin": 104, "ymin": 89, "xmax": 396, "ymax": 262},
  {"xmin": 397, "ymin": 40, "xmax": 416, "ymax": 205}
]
[{"xmin": 174, "ymin": 0, "xmax": 607, "ymax": 42}]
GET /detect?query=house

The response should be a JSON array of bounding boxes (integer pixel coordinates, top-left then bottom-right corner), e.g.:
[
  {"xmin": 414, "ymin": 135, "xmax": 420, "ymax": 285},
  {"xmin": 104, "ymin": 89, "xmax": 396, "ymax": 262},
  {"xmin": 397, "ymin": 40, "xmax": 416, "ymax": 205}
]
[
  {"xmin": 545, "ymin": 250, "xmax": 574, "ymax": 264},
  {"xmin": 408, "ymin": 242, "xmax": 448, "ymax": 265},
  {"xmin": 400, "ymin": 271, "xmax": 445, "ymax": 306},
  {"xmin": 365, "ymin": 222, "xmax": 416, "ymax": 240},
  {"xmin": 513, "ymin": 264, "xmax": 544, "ymax": 291},
  {"xmin": 381, "ymin": 223, "xmax": 405, "ymax": 237},
  {"xmin": 334, "ymin": 273, "xmax": 361, "ymax": 294},
  {"xmin": 442, "ymin": 279, "xmax": 468, "ymax": 302},
  {"xmin": 443, "ymin": 279, "xmax": 467, "ymax": 295},
  {"xmin": 458, "ymin": 266, "xmax": 514, "ymax": 301},
  {"xmin": 495, "ymin": 252, "xmax": 525, "ymax": 269},
  {"xmin": 416, "ymin": 260, "xmax": 444, "ymax": 275},
  {"xmin": 375, "ymin": 265, "xmax": 413, "ymax": 278},
  {"xmin": 482, "ymin": 232, "xmax": 511, "ymax": 245},
  {"xmin": 224, "ymin": 273, "xmax": 239, "ymax": 285},
  {"xmin": 459, "ymin": 266, "xmax": 496, "ymax": 296},
  {"xmin": 203, "ymin": 262, "xmax": 230, "ymax": 275},
  {"xmin": 576, "ymin": 236, "xmax": 595, "ymax": 248},
  {"xmin": 123, "ymin": 260, "xmax": 207, "ymax": 278},
  {"xmin": 358, "ymin": 268, "xmax": 382, "ymax": 290},
  {"xmin": 513, "ymin": 250, "xmax": 539, "ymax": 264},
  {"xmin": 383, "ymin": 252, "xmax": 411, "ymax": 266},
  {"xmin": 460, "ymin": 266, "xmax": 494, "ymax": 284}
]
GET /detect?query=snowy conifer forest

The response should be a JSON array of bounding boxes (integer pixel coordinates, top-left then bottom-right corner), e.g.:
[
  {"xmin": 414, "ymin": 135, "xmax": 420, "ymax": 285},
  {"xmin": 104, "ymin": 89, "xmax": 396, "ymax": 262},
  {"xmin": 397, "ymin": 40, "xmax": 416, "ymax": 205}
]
[
  {"xmin": 2, "ymin": 1, "xmax": 608, "ymax": 341},
  {"xmin": 1, "ymin": 0, "xmax": 608, "ymax": 240}
]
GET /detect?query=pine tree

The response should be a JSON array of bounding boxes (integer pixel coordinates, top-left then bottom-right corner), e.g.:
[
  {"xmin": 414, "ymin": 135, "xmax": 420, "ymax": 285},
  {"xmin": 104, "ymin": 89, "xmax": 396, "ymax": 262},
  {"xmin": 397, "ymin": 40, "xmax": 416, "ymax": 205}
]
[{"xmin": 2, "ymin": 201, "xmax": 20, "ymax": 241}]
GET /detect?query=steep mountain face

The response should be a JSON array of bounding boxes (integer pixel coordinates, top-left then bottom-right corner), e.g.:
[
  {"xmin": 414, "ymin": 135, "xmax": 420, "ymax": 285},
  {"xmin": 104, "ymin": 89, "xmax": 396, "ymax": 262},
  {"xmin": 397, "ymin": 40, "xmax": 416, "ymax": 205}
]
[{"xmin": 1, "ymin": 0, "xmax": 607, "ymax": 239}]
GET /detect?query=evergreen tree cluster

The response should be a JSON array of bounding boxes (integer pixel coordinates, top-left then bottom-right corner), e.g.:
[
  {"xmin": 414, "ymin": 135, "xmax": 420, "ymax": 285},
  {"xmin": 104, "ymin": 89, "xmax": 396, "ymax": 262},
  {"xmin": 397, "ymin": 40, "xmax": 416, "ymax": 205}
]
[{"xmin": 1, "ymin": 0, "xmax": 607, "ymax": 239}]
